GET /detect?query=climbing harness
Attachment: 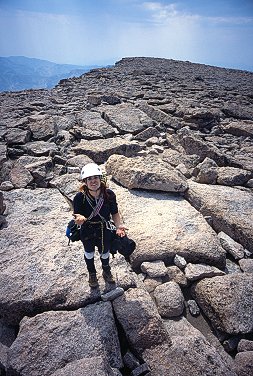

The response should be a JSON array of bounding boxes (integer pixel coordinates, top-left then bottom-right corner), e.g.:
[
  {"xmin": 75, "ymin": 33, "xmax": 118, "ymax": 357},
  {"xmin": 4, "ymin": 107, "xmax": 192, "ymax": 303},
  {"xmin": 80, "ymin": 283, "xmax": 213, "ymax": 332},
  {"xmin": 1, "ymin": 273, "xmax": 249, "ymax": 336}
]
[{"xmin": 83, "ymin": 193, "xmax": 115, "ymax": 255}]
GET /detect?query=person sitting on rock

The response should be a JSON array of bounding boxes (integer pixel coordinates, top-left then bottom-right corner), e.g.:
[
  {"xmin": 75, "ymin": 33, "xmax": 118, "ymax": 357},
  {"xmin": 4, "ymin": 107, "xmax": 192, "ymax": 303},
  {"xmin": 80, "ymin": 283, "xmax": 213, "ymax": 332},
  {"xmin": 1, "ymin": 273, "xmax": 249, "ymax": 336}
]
[{"xmin": 73, "ymin": 162, "xmax": 126, "ymax": 288}]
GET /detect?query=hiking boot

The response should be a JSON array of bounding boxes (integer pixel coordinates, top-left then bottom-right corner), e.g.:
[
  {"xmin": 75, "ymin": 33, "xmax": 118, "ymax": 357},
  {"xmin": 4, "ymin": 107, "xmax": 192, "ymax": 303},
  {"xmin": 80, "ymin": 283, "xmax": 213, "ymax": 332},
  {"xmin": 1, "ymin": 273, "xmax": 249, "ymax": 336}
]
[
  {"xmin": 102, "ymin": 266, "xmax": 115, "ymax": 283},
  {"xmin": 88, "ymin": 273, "xmax": 98, "ymax": 288}
]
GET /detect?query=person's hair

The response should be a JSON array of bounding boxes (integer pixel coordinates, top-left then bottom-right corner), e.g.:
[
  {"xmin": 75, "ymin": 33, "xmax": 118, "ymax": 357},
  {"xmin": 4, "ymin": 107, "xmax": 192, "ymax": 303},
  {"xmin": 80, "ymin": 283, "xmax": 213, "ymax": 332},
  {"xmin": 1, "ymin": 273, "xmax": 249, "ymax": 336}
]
[{"xmin": 79, "ymin": 180, "xmax": 112, "ymax": 201}]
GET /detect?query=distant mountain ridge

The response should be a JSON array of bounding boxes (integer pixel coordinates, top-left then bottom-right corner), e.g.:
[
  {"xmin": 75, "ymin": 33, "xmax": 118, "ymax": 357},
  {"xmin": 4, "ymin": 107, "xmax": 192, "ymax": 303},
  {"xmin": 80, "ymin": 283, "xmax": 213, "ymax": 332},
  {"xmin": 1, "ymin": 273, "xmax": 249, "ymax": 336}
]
[{"xmin": 0, "ymin": 56, "xmax": 102, "ymax": 92}]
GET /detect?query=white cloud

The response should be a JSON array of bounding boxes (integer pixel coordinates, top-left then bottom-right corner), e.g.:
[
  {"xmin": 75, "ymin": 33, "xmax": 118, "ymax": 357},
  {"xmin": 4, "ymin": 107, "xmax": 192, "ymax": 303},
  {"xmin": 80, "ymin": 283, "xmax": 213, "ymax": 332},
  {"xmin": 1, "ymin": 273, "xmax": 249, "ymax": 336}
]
[{"xmin": 142, "ymin": 1, "xmax": 253, "ymax": 26}]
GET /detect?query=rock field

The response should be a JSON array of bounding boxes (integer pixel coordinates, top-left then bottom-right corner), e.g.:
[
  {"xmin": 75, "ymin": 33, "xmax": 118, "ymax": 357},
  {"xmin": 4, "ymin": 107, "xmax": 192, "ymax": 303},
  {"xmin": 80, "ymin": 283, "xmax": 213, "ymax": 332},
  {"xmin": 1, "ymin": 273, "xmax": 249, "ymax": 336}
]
[{"xmin": 0, "ymin": 57, "xmax": 253, "ymax": 375}]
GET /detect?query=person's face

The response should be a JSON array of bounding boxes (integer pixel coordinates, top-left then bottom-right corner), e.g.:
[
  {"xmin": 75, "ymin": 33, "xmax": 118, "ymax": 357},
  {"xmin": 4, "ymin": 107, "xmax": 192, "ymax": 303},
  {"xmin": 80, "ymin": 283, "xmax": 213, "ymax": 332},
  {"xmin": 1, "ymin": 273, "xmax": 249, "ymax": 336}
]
[{"xmin": 85, "ymin": 175, "xmax": 101, "ymax": 191}]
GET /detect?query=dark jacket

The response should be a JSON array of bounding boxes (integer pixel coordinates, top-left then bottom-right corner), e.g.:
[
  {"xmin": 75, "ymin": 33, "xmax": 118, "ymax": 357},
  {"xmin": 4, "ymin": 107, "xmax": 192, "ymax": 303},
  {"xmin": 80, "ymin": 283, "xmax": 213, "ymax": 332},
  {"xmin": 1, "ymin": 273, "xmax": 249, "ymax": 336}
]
[
  {"xmin": 73, "ymin": 189, "xmax": 118, "ymax": 241},
  {"xmin": 73, "ymin": 189, "xmax": 118, "ymax": 220}
]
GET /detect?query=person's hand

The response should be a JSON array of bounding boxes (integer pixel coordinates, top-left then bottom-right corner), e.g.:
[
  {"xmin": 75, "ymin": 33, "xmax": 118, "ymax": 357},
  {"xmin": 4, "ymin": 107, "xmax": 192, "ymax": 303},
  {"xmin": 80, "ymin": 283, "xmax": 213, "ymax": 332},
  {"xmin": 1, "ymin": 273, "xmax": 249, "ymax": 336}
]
[
  {"xmin": 73, "ymin": 214, "xmax": 87, "ymax": 225},
  {"xmin": 116, "ymin": 224, "xmax": 127, "ymax": 237}
]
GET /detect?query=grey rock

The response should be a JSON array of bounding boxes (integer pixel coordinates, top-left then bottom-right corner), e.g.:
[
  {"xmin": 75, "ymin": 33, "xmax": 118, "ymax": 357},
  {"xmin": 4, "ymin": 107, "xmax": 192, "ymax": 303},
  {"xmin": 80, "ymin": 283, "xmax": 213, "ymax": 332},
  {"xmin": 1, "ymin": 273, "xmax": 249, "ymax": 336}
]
[
  {"xmin": 194, "ymin": 157, "xmax": 218, "ymax": 184},
  {"xmin": 143, "ymin": 276, "xmax": 163, "ymax": 293},
  {"xmin": 246, "ymin": 178, "xmax": 253, "ymax": 188},
  {"xmin": 183, "ymin": 108, "xmax": 220, "ymax": 130},
  {"xmin": 51, "ymin": 356, "xmax": 117, "ymax": 376},
  {"xmin": 76, "ymin": 111, "xmax": 115, "ymax": 138},
  {"xmin": 218, "ymin": 231, "xmax": 245, "ymax": 260},
  {"xmin": 185, "ymin": 181, "xmax": 253, "ymax": 253},
  {"xmin": 0, "ymin": 192, "xmax": 5, "ymax": 215},
  {"xmin": 7, "ymin": 303, "xmax": 122, "ymax": 376},
  {"xmin": 217, "ymin": 166, "xmax": 252, "ymax": 186},
  {"xmin": 110, "ymin": 182, "xmax": 226, "ymax": 270},
  {"xmin": 0, "ymin": 146, "xmax": 8, "ymax": 175},
  {"xmin": 178, "ymin": 128, "xmax": 227, "ymax": 165},
  {"xmin": 67, "ymin": 166, "xmax": 80, "ymax": 174},
  {"xmin": 239, "ymin": 258, "xmax": 253, "ymax": 273},
  {"xmin": 174, "ymin": 254, "xmax": 187, "ymax": 269},
  {"xmin": 101, "ymin": 287, "xmax": 124, "ymax": 301},
  {"xmin": 29, "ymin": 116, "xmax": 57, "ymax": 141},
  {"xmin": 225, "ymin": 258, "xmax": 242, "ymax": 274},
  {"xmin": 222, "ymin": 120, "xmax": 253, "ymax": 138},
  {"xmin": 184, "ymin": 263, "xmax": 225, "ymax": 282},
  {"xmin": 72, "ymin": 137, "xmax": 141, "ymax": 164},
  {"xmin": 140, "ymin": 260, "xmax": 168, "ymax": 278},
  {"xmin": 100, "ymin": 102, "xmax": 153, "ymax": 134},
  {"xmin": 130, "ymin": 363, "xmax": 150, "ymax": 376},
  {"xmin": 167, "ymin": 266, "xmax": 187, "ymax": 287},
  {"xmin": 153, "ymin": 281, "xmax": 185, "ymax": 318},
  {"xmin": 10, "ymin": 163, "xmax": 33, "ymax": 188},
  {"xmin": 237, "ymin": 339, "xmax": 253, "ymax": 352},
  {"xmin": 192, "ymin": 273, "xmax": 253, "ymax": 334},
  {"xmin": 133, "ymin": 126, "xmax": 161, "ymax": 141},
  {"xmin": 234, "ymin": 351, "xmax": 253, "ymax": 376},
  {"xmin": 26, "ymin": 140, "xmax": 58, "ymax": 156},
  {"xmin": 50, "ymin": 173, "xmax": 80, "ymax": 201},
  {"xmin": 67, "ymin": 154, "xmax": 94, "ymax": 168},
  {"xmin": 137, "ymin": 102, "xmax": 181, "ymax": 130},
  {"xmin": 162, "ymin": 149, "xmax": 201, "ymax": 169},
  {"xmin": 113, "ymin": 288, "xmax": 172, "ymax": 355},
  {"xmin": 145, "ymin": 136, "xmax": 159, "ymax": 146},
  {"xmin": 106, "ymin": 154, "xmax": 188, "ymax": 192},
  {"xmin": 0, "ymin": 343, "xmax": 8, "ymax": 371},
  {"xmin": 142, "ymin": 316, "xmax": 236, "ymax": 376},
  {"xmin": 5, "ymin": 128, "xmax": 31, "ymax": 144},
  {"xmin": 187, "ymin": 299, "xmax": 200, "ymax": 316}
]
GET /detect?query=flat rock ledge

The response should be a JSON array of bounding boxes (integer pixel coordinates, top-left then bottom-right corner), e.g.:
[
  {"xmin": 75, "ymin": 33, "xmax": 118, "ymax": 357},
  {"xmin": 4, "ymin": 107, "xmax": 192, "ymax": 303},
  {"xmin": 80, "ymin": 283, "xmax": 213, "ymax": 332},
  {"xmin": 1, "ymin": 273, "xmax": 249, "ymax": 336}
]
[
  {"xmin": 110, "ymin": 181, "xmax": 226, "ymax": 270},
  {"xmin": 106, "ymin": 154, "xmax": 188, "ymax": 192}
]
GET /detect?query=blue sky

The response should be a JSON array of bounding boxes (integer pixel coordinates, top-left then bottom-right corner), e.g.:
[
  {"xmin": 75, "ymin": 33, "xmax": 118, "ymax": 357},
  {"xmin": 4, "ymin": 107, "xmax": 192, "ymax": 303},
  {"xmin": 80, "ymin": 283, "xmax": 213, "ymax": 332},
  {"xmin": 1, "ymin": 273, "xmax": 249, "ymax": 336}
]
[{"xmin": 0, "ymin": 0, "xmax": 253, "ymax": 71}]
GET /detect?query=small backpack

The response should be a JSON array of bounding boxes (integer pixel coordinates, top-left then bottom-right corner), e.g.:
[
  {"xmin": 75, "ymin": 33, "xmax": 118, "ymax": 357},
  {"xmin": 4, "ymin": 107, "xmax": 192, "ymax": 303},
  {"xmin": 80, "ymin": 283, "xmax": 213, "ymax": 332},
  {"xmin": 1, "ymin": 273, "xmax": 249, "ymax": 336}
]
[{"xmin": 66, "ymin": 219, "xmax": 81, "ymax": 245}]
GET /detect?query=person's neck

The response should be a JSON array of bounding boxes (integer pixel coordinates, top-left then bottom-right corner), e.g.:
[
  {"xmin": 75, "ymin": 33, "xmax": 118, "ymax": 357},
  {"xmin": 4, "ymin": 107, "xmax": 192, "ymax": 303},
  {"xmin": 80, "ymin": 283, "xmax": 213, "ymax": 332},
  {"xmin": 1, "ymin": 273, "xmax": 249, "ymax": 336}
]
[{"xmin": 88, "ymin": 188, "xmax": 101, "ymax": 199}]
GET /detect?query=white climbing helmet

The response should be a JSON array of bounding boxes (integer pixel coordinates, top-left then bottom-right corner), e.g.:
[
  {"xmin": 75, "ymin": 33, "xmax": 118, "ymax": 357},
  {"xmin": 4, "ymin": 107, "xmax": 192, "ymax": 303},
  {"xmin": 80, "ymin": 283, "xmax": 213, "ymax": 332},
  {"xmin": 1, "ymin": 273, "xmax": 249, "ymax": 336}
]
[{"xmin": 80, "ymin": 163, "xmax": 103, "ymax": 180}]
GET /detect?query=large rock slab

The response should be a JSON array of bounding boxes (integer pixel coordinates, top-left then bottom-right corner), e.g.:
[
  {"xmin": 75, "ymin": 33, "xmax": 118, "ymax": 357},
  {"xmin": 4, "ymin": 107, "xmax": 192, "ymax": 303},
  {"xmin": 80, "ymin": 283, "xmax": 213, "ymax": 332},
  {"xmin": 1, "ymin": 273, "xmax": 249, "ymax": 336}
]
[
  {"xmin": 29, "ymin": 116, "xmax": 57, "ymax": 141},
  {"xmin": 142, "ymin": 316, "xmax": 236, "ymax": 376},
  {"xmin": 137, "ymin": 102, "xmax": 181, "ymax": 129},
  {"xmin": 7, "ymin": 302, "xmax": 122, "ymax": 375},
  {"xmin": 217, "ymin": 166, "xmax": 252, "ymax": 186},
  {"xmin": 72, "ymin": 137, "xmax": 142, "ymax": 164},
  {"xmin": 73, "ymin": 110, "xmax": 116, "ymax": 139},
  {"xmin": 51, "ymin": 356, "xmax": 116, "ymax": 376},
  {"xmin": 50, "ymin": 173, "xmax": 80, "ymax": 202},
  {"xmin": 222, "ymin": 120, "xmax": 253, "ymax": 138},
  {"xmin": 106, "ymin": 155, "xmax": 188, "ymax": 192},
  {"xmin": 185, "ymin": 181, "xmax": 253, "ymax": 253},
  {"xmin": 192, "ymin": 273, "xmax": 253, "ymax": 334},
  {"xmin": 0, "ymin": 189, "xmax": 137, "ymax": 325},
  {"xmin": 113, "ymin": 288, "xmax": 171, "ymax": 355},
  {"xmin": 25, "ymin": 140, "xmax": 58, "ymax": 156},
  {"xmin": 109, "ymin": 181, "xmax": 226, "ymax": 270},
  {"xmin": 5, "ymin": 128, "xmax": 31, "ymax": 144},
  {"xmin": 99, "ymin": 102, "xmax": 153, "ymax": 134},
  {"xmin": 234, "ymin": 351, "xmax": 253, "ymax": 376},
  {"xmin": 178, "ymin": 128, "xmax": 227, "ymax": 165}
]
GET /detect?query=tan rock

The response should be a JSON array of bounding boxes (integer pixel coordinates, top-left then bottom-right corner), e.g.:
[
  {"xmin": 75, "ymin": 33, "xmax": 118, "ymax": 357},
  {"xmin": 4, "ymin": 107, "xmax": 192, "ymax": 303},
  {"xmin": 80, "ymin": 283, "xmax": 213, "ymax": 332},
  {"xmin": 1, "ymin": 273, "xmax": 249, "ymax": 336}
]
[
  {"xmin": 185, "ymin": 181, "xmax": 253, "ymax": 253},
  {"xmin": 192, "ymin": 273, "xmax": 253, "ymax": 334},
  {"xmin": 106, "ymin": 154, "xmax": 188, "ymax": 192}
]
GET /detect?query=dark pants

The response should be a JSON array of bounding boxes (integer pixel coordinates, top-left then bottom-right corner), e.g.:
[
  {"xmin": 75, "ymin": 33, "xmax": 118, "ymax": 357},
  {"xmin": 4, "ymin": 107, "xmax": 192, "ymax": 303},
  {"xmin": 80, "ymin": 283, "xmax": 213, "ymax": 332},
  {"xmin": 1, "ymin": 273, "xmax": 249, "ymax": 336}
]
[{"xmin": 81, "ymin": 222, "xmax": 112, "ymax": 274}]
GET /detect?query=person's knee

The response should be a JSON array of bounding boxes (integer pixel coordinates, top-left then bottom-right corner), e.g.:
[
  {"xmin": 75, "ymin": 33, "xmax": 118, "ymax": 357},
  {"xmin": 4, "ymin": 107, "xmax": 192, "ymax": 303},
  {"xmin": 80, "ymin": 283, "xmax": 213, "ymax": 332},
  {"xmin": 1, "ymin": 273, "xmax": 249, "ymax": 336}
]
[
  {"xmin": 100, "ymin": 251, "xmax": 110, "ymax": 259},
  {"xmin": 84, "ymin": 251, "xmax": 95, "ymax": 259}
]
